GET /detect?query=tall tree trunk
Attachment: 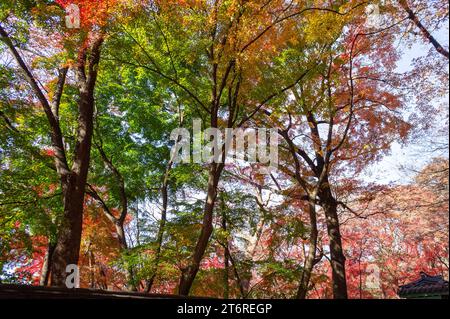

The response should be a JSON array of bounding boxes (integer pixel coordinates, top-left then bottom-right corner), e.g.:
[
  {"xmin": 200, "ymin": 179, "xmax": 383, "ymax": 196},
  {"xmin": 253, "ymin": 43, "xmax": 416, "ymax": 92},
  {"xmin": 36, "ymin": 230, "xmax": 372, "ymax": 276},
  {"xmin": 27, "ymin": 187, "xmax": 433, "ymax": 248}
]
[
  {"xmin": 1, "ymin": 24, "xmax": 103, "ymax": 288},
  {"xmin": 39, "ymin": 242, "xmax": 56, "ymax": 286},
  {"xmin": 51, "ymin": 177, "xmax": 87, "ymax": 286},
  {"xmin": 178, "ymin": 162, "xmax": 223, "ymax": 295},
  {"xmin": 51, "ymin": 37, "xmax": 104, "ymax": 287},
  {"xmin": 296, "ymin": 200, "xmax": 318, "ymax": 299},
  {"xmin": 319, "ymin": 183, "xmax": 348, "ymax": 299}
]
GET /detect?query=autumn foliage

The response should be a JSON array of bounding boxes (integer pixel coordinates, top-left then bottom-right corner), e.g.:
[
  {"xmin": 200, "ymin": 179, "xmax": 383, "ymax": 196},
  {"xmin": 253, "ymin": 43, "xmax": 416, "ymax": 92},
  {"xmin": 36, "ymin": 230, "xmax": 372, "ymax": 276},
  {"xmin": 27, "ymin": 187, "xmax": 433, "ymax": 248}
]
[{"xmin": 0, "ymin": 0, "xmax": 448, "ymax": 299}]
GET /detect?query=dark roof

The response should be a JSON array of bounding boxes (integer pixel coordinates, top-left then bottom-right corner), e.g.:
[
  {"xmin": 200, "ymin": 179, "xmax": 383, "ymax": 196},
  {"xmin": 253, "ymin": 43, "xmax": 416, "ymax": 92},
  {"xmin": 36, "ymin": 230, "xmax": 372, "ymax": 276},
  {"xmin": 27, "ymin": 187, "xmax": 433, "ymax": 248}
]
[
  {"xmin": 0, "ymin": 284, "xmax": 205, "ymax": 299},
  {"xmin": 398, "ymin": 272, "xmax": 449, "ymax": 297}
]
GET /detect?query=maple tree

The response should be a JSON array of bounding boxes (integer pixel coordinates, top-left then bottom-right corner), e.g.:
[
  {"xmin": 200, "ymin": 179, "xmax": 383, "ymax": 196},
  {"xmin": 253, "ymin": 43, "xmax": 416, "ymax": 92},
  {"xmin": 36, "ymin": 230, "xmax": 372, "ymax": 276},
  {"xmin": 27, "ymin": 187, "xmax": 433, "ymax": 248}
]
[
  {"xmin": 0, "ymin": 0, "xmax": 448, "ymax": 299},
  {"xmin": 0, "ymin": 0, "xmax": 117, "ymax": 286},
  {"xmin": 342, "ymin": 158, "xmax": 449, "ymax": 298}
]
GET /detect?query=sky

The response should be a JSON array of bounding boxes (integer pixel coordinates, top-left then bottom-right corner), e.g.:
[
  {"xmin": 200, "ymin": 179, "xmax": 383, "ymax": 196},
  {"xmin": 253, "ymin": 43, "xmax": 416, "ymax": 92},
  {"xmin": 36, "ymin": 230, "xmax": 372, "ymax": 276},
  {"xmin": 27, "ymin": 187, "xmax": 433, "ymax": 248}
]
[{"xmin": 362, "ymin": 28, "xmax": 449, "ymax": 185}]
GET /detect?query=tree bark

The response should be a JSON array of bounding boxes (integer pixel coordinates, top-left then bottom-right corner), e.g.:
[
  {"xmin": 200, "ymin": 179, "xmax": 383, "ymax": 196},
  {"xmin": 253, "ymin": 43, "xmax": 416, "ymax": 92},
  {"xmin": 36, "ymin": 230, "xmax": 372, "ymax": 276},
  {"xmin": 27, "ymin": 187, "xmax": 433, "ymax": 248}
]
[
  {"xmin": 50, "ymin": 37, "xmax": 104, "ymax": 287},
  {"xmin": 280, "ymin": 107, "xmax": 348, "ymax": 299},
  {"xmin": 228, "ymin": 248, "xmax": 247, "ymax": 298},
  {"xmin": 280, "ymin": 130, "xmax": 322, "ymax": 299},
  {"xmin": 1, "ymin": 24, "xmax": 104, "ymax": 287},
  {"xmin": 296, "ymin": 200, "xmax": 318, "ymax": 299},
  {"xmin": 39, "ymin": 242, "xmax": 56, "ymax": 286},
  {"xmin": 178, "ymin": 162, "xmax": 224, "ymax": 295},
  {"xmin": 87, "ymin": 243, "xmax": 96, "ymax": 288},
  {"xmin": 319, "ymin": 182, "xmax": 348, "ymax": 299},
  {"xmin": 221, "ymin": 205, "xmax": 230, "ymax": 299}
]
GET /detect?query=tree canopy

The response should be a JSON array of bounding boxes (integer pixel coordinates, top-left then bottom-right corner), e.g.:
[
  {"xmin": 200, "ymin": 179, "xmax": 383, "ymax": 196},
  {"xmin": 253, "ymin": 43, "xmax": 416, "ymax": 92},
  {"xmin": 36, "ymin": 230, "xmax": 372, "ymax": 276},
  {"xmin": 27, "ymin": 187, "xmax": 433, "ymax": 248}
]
[{"xmin": 0, "ymin": 0, "xmax": 448, "ymax": 299}]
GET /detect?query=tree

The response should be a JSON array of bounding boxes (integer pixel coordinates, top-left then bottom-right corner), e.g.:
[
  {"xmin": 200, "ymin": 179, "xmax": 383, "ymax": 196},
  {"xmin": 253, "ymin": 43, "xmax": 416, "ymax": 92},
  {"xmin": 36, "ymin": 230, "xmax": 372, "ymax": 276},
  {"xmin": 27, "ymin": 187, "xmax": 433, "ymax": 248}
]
[
  {"xmin": 0, "ymin": 0, "xmax": 447, "ymax": 299},
  {"xmin": 341, "ymin": 159, "xmax": 448, "ymax": 298},
  {"xmin": 0, "ymin": 1, "xmax": 108, "ymax": 285},
  {"xmin": 257, "ymin": 4, "xmax": 412, "ymax": 297},
  {"xmin": 112, "ymin": 0, "xmax": 336, "ymax": 295}
]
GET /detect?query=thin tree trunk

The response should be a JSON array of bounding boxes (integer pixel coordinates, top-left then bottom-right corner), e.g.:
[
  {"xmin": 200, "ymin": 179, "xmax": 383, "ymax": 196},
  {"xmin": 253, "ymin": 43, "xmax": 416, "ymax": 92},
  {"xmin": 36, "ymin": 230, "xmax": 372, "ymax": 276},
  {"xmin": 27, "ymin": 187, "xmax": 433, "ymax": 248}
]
[
  {"xmin": 222, "ymin": 205, "xmax": 230, "ymax": 299},
  {"xmin": 399, "ymin": 0, "xmax": 449, "ymax": 59},
  {"xmin": 144, "ymin": 162, "xmax": 172, "ymax": 293},
  {"xmin": 280, "ymin": 130, "xmax": 322, "ymax": 299},
  {"xmin": 87, "ymin": 245, "xmax": 96, "ymax": 288},
  {"xmin": 39, "ymin": 242, "xmax": 56, "ymax": 286},
  {"xmin": 223, "ymin": 248, "xmax": 230, "ymax": 299},
  {"xmin": 115, "ymin": 222, "xmax": 137, "ymax": 291},
  {"xmin": 89, "ymin": 139, "xmax": 137, "ymax": 291},
  {"xmin": 319, "ymin": 183, "xmax": 348, "ymax": 299},
  {"xmin": 218, "ymin": 193, "xmax": 245, "ymax": 298},
  {"xmin": 145, "ymin": 107, "xmax": 185, "ymax": 293},
  {"xmin": 359, "ymin": 258, "xmax": 362, "ymax": 299},
  {"xmin": 87, "ymin": 185, "xmax": 138, "ymax": 291},
  {"xmin": 178, "ymin": 162, "xmax": 224, "ymax": 295},
  {"xmin": 296, "ymin": 200, "xmax": 318, "ymax": 299},
  {"xmin": 228, "ymin": 249, "xmax": 246, "ymax": 298}
]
